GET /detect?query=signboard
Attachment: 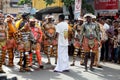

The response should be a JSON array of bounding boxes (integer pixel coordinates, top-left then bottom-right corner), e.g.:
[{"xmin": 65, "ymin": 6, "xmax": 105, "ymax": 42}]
[
  {"xmin": 94, "ymin": 0, "xmax": 118, "ymax": 16},
  {"xmin": 74, "ymin": 0, "xmax": 82, "ymax": 13},
  {"xmin": 95, "ymin": 0, "xmax": 118, "ymax": 10},
  {"xmin": 74, "ymin": 0, "xmax": 82, "ymax": 19}
]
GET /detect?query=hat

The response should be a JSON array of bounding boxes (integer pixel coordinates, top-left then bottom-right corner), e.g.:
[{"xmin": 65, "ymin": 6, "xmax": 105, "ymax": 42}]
[
  {"xmin": 83, "ymin": 13, "xmax": 93, "ymax": 18},
  {"xmin": 6, "ymin": 14, "xmax": 11, "ymax": 17},
  {"xmin": 77, "ymin": 17, "xmax": 84, "ymax": 21},
  {"xmin": 91, "ymin": 15, "xmax": 96, "ymax": 19},
  {"xmin": 45, "ymin": 15, "xmax": 54, "ymax": 19}
]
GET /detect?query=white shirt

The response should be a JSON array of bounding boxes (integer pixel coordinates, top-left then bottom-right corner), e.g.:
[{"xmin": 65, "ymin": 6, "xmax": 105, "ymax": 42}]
[
  {"xmin": 118, "ymin": 34, "xmax": 120, "ymax": 46},
  {"xmin": 56, "ymin": 21, "xmax": 68, "ymax": 46},
  {"xmin": 103, "ymin": 23, "xmax": 110, "ymax": 40},
  {"xmin": 103, "ymin": 23, "xmax": 110, "ymax": 31}
]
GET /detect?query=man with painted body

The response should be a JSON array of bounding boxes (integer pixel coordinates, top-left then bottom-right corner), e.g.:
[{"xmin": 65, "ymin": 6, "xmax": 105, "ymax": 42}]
[
  {"xmin": 15, "ymin": 22, "xmax": 34, "ymax": 72},
  {"xmin": 43, "ymin": 23, "xmax": 57, "ymax": 64},
  {"xmin": 29, "ymin": 18, "xmax": 43, "ymax": 68},
  {"xmin": 80, "ymin": 14, "xmax": 100, "ymax": 71},
  {"xmin": 71, "ymin": 18, "xmax": 84, "ymax": 66},
  {"xmin": 0, "ymin": 13, "xmax": 8, "ymax": 73},
  {"xmin": 5, "ymin": 14, "xmax": 17, "ymax": 67}
]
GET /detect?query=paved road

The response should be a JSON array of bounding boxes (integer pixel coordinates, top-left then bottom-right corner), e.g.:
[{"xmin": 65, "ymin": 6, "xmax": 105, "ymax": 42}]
[{"xmin": 0, "ymin": 54, "xmax": 120, "ymax": 80}]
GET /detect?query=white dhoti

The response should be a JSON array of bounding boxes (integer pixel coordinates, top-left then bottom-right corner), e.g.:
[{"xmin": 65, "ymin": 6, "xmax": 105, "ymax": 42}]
[{"xmin": 54, "ymin": 45, "xmax": 69, "ymax": 72}]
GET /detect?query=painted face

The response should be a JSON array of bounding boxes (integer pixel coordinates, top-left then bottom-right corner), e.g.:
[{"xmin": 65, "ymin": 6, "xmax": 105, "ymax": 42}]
[
  {"xmin": 86, "ymin": 16, "xmax": 92, "ymax": 23},
  {"xmin": 30, "ymin": 21, "xmax": 35, "ymax": 27}
]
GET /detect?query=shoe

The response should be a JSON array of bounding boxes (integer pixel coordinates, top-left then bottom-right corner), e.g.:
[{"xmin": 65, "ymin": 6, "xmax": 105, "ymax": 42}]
[
  {"xmin": 63, "ymin": 70, "xmax": 70, "ymax": 72},
  {"xmin": 55, "ymin": 62, "xmax": 57, "ymax": 64},
  {"xmin": 84, "ymin": 69, "xmax": 88, "ymax": 72},
  {"xmin": 39, "ymin": 65, "xmax": 44, "ymax": 69},
  {"xmin": 24, "ymin": 68, "xmax": 31, "ymax": 72},
  {"xmin": 46, "ymin": 62, "xmax": 51, "ymax": 65},
  {"xmin": 89, "ymin": 68, "xmax": 94, "ymax": 71},
  {"xmin": 70, "ymin": 63, "xmax": 75, "ymax": 66},
  {"xmin": 19, "ymin": 68, "xmax": 25, "ymax": 72},
  {"xmin": 53, "ymin": 70, "xmax": 61, "ymax": 73},
  {"xmin": 97, "ymin": 65, "xmax": 102, "ymax": 68},
  {"xmin": 85, "ymin": 68, "xmax": 88, "ymax": 72},
  {"xmin": 80, "ymin": 63, "xmax": 85, "ymax": 66},
  {"xmin": 0, "ymin": 70, "xmax": 5, "ymax": 73}
]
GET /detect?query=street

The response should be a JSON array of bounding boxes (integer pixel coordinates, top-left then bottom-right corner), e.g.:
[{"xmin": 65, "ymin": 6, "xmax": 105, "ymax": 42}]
[{"xmin": 0, "ymin": 54, "xmax": 120, "ymax": 80}]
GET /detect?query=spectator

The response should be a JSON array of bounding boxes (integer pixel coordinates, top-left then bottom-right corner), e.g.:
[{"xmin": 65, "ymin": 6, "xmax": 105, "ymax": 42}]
[{"xmin": 54, "ymin": 14, "xmax": 69, "ymax": 72}]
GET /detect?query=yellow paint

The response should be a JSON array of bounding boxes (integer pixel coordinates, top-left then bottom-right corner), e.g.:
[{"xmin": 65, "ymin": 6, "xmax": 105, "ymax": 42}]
[
  {"xmin": 32, "ymin": 0, "xmax": 63, "ymax": 10},
  {"xmin": 15, "ymin": 19, "xmax": 23, "ymax": 29}
]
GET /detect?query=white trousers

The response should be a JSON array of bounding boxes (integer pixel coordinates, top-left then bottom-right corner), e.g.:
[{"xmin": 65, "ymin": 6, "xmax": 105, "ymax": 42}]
[{"xmin": 54, "ymin": 45, "xmax": 69, "ymax": 72}]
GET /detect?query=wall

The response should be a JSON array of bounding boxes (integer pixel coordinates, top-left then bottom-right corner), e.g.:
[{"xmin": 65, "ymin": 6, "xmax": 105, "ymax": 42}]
[{"xmin": 32, "ymin": 0, "xmax": 63, "ymax": 10}]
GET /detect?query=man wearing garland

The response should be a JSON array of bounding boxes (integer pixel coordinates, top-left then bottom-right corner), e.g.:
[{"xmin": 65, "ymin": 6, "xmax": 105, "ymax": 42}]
[
  {"xmin": 80, "ymin": 13, "xmax": 101, "ymax": 71},
  {"xmin": 0, "ymin": 13, "xmax": 8, "ymax": 73}
]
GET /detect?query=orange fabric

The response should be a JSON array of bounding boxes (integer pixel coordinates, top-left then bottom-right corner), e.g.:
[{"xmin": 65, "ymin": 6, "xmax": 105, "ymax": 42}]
[
  {"xmin": 48, "ymin": 29, "xmax": 55, "ymax": 34},
  {"xmin": 8, "ymin": 22, "xmax": 16, "ymax": 33},
  {"xmin": 6, "ymin": 38, "xmax": 17, "ymax": 49},
  {"xmin": 31, "ymin": 27, "xmax": 43, "ymax": 43},
  {"xmin": 74, "ymin": 41, "xmax": 80, "ymax": 48},
  {"xmin": 82, "ymin": 37, "xmax": 98, "ymax": 51},
  {"xmin": 36, "ymin": 50, "xmax": 42, "ymax": 65},
  {"xmin": 15, "ymin": 19, "xmax": 23, "ymax": 29}
]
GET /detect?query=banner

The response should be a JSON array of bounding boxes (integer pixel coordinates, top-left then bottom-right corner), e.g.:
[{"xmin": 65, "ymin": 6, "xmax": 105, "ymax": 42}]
[
  {"xmin": 95, "ymin": 0, "xmax": 118, "ymax": 10},
  {"xmin": 74, "ymin": 0, "xmax": 82, "ymax": 13},
  {"xmin": 74, "ymin": 0, "xmax": 82, "ymax": 19},
  {"xmin": 94, "ymin": 0, "xmax": 118, "ymax": 16}
]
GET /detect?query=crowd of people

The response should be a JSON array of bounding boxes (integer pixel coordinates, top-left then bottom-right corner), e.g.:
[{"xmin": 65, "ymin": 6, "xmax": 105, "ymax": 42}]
[{"xmin": 0, "ymin": 11, "xmax": 120, "ymax": 73}]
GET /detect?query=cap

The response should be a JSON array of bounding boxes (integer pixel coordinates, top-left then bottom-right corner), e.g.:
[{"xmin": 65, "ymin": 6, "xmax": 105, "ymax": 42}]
[
  {"xmin": 83, "ymin": 13, "xmax": 93, "ymax": 18},
  {"xmin": 77, "ymin": 17, "xmax": 84, "ymax": 21},
  {"xmin": 91, "ymin": 15, "xmax": 96, "ymax": 19}
]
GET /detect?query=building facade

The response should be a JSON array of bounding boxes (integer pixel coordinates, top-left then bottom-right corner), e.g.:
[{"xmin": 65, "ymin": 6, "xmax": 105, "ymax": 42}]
[
  {"xmin": 0, "ymin": 0, "xmax": 2, "ymax": 10},
  {"xmin": 32, "ymin": 0, "xmax": 63, "ymax": 10},
  {"xmin": 2, "ymin": 0, "xmax": 23, "ymax": 15}
]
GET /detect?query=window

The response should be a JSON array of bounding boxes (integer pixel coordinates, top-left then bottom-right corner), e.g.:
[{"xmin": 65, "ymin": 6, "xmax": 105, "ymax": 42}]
[{"xmin": 10, "ymin": 0, "xmax": 23, "ymax": 8}]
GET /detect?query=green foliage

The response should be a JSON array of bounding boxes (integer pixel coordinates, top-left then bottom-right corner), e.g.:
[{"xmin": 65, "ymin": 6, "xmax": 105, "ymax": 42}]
[
  {"xmin": 61, "ymin": 0, "xmax": 74, "ymax": 7},
  {"xmin": 82, "ymin": 0, "xmax": 94, "ymax": 14},
  {"xmin": 18, "ymin": 0, "xmax": 32, "ymax": 5},
  {"xmin": 85, "ymin": 4, "xmax": 94, "ymax": 14},
  {"xmin": 43, "ymin": 0, "xmax": 55, "ymax": 6}
]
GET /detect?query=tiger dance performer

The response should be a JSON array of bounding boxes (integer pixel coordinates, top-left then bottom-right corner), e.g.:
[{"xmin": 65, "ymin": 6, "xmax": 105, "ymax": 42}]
[
  {"xmin": 92, "ymin": 16, "xmax": 103, "ymax": 68},
  {"xmin": 80, "ymin": 14, "xmax": 101, "ymax": 71},
  {"xmin": 15, "ymin": 13, "xmax": 30, "ymax": 30},
  {"xmin": 42, "ymin": 16, "xmax": 57, "ymax": 64},
  {"xmin": 5, "ymin": 14, "xmax": 17, "ymax": 67},
  {"xmin": 43, "ymin": 23, "xmax": 57, "ymax": 64},
  {"xmin": 29, "ymin": 18, "xmax": 43, "ymax": 68},
  {"xmin": 15, "ymin": 13, "xmax": 29, "ymax": 63},
  {"xmin": 14, "ymin": 22, "xmax": 34, "ymax": 72},
  {"xmin": 0, "ymin": 13, "xmax": 8, "ymax": 73},
  {"xmin": 70, "ymin": 18, "xmax": 84, "ymax": 66}
]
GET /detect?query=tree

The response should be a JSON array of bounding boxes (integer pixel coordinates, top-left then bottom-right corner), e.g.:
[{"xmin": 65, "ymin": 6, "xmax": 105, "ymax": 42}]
[
  {"xmin": 44, "ymin": 0, "xmax": 94, "ymax": 20},
  {"xmin": 18, "ymin": 0, "xmax": 32, "ymax": 5},
  {"xmin": 81, "ymin": 0, "xmax": 94, "ymax": 14}
]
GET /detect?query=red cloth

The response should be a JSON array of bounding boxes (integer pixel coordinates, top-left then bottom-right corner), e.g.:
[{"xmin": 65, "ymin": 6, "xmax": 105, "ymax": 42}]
[
  {"xmin": 31, "ymin": 27, "xmax": 43, "ymax": 43},
  {"xmin": 74, "ymin": 41, "xmax": 80, "ymax": 48},
  {"xmin": 82, "ymin": 37, "xmax": 99, "ymax": 52}
]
